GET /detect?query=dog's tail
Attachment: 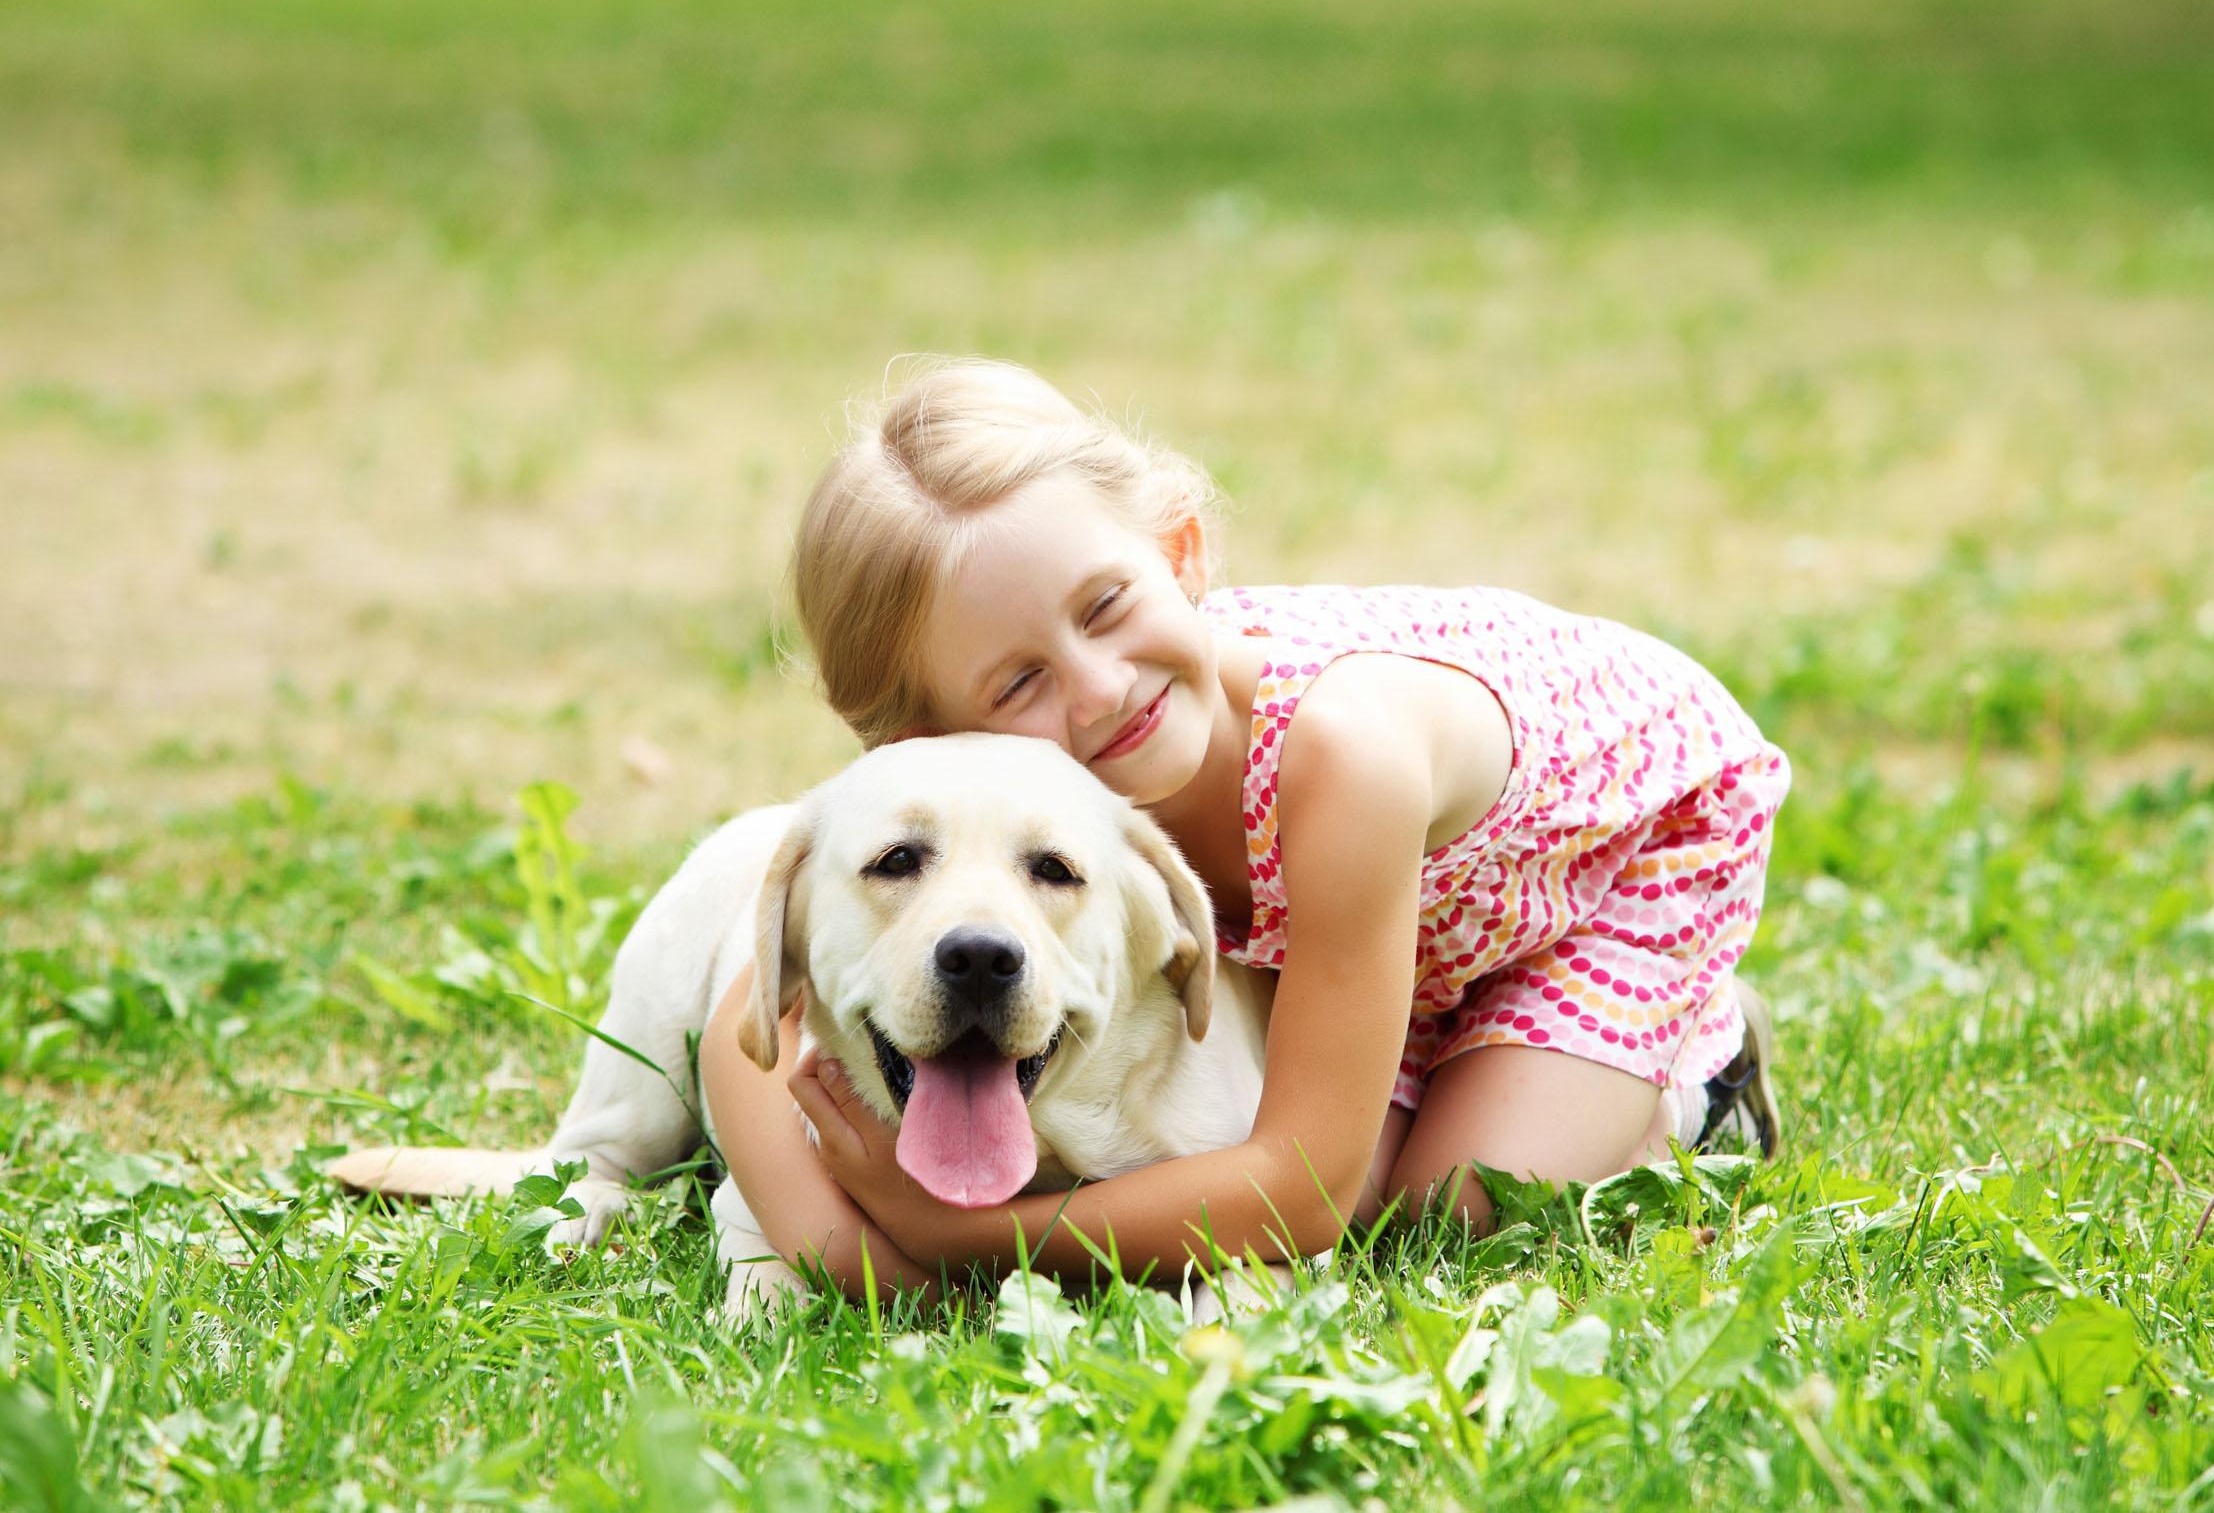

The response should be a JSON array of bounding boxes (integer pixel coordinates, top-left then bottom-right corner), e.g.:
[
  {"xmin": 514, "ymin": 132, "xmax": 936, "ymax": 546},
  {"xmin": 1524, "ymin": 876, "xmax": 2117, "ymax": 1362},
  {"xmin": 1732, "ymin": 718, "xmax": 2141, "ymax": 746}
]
[{"xmin": 326, "ymin": 1146, "xmax": 549, "ymax": 1198}]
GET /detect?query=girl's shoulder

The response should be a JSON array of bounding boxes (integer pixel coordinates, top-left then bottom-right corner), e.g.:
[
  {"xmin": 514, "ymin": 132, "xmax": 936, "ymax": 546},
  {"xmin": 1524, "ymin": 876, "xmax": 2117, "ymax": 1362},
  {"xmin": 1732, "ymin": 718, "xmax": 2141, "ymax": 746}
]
[
  {"xmin": 1206, "ymin": 578, "xmax": 1770, "ymax": 843},
  {"xmin": 1209, "ymin": 587, "xmax": 1524, "ymax": 868},
  {"xmin": 1202, "ymin": 581, "xmax": 1721, "ymax": 697},
  {"xmin": 1200, "ymin": 581, "xmax": 1598, "ymax": 663}
]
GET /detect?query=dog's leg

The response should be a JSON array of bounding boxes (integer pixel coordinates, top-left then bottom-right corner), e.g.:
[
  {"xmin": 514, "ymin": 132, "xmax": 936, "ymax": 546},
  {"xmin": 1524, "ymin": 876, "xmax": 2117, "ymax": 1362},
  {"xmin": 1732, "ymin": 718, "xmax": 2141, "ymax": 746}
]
[
  {"xmin": 331, "ymin": 808, "xmax": 800, "ymax": 1259},
  {"xmin": 539, "ymin": 1028, "xmax": 706, "ymax": 1247},
  {"xmin": 708, "ymin": 1177, "xmax": 808, "ymax": 1323},
  {"xmin": 535, "ymin": 818, "xmax": 788, "ymax": 1245},
  {"xmin": 330, "ymin": 1027, "xmax": 698, "ymax": 1248},
  {"xmin": 334, "ymin": 1042, "xmax": 702, "ymax": 1247}
]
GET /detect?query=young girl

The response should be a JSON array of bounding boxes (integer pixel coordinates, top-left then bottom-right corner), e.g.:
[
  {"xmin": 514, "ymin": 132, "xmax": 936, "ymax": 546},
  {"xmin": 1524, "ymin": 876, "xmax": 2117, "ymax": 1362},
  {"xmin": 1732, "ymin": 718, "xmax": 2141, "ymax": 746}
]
[{"xmin": 697, "ymin": 358, "xmax": 1787, "ymax": 1297}]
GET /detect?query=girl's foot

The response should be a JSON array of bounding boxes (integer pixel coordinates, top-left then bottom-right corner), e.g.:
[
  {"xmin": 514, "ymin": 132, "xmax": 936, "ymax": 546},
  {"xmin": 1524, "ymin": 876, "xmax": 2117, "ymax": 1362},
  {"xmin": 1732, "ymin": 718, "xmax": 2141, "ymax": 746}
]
[{"xmin": 1697, "ymin": 983, "xmax": 1781, "ymax": 1159}]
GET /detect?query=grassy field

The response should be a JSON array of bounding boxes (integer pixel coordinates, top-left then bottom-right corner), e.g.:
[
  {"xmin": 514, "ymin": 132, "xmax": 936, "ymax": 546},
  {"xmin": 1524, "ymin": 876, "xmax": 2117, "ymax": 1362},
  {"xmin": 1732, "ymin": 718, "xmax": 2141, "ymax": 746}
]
[{"xmin": 4, "ymin": 0, "xmax": 2213, "ymax": 1505}]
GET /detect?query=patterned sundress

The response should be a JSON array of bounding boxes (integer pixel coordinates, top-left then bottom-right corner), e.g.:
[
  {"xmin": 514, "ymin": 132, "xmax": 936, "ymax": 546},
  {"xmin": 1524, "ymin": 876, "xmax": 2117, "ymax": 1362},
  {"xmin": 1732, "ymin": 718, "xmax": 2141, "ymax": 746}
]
[{"xmin": 1201, "ymin": 584, "xmax": 1790, "ymax": 1110}]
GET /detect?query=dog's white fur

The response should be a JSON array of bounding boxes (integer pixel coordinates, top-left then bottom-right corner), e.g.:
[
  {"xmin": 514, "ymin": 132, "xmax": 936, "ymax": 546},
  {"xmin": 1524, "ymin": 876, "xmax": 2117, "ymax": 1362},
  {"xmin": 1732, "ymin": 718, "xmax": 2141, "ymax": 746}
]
[{"xmin": 331, "ymin": 734, "xmax": 1280, "ymax": 1316}]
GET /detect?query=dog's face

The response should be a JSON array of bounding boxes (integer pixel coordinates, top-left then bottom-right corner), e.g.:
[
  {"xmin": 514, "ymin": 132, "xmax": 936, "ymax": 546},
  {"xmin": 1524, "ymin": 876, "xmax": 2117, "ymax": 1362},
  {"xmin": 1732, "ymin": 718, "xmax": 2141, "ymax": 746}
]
[{"xmin": 739, "ymin": 733, "xmax": 1213, "ymax": 1208}]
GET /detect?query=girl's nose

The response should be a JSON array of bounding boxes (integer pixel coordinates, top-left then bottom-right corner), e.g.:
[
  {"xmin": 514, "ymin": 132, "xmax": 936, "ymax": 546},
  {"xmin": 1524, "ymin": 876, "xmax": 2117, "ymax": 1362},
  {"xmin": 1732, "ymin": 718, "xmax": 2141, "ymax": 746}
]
[{"xmin": 1065, "ymin": 649, "xmax": 1134, "ymax": 733}]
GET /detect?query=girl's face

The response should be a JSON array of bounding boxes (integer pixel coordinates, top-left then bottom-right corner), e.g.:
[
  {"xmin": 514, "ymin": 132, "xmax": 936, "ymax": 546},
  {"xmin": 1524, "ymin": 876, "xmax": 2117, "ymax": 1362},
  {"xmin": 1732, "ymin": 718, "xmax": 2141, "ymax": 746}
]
[{"xmin": 917, "ymin": 474, "xmax": 1216, "ymax": 805}]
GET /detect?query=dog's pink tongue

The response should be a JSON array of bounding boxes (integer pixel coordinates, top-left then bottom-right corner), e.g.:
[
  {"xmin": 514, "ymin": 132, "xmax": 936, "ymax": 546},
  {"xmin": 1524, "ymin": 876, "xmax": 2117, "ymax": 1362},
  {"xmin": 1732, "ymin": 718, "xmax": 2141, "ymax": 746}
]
[{"xmin": 894, "ymin": 1051, "xmax": 1036, "ymax": 1209}]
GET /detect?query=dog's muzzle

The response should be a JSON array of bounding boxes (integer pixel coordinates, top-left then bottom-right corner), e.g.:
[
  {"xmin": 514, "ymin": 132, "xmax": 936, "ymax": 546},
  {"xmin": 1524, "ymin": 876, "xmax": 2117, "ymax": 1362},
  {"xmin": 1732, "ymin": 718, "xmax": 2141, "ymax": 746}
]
[{"xmin": 868, "ymin": 1022, "xmax": 1064, "ymax": 1112}]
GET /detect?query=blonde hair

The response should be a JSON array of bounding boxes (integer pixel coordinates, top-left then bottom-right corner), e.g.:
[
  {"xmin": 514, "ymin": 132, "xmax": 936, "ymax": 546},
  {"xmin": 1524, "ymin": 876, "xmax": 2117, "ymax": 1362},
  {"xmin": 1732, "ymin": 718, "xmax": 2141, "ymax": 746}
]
[{"xmin": 792, "ymin": 358, "xmax": 1223, "ymax": 748}]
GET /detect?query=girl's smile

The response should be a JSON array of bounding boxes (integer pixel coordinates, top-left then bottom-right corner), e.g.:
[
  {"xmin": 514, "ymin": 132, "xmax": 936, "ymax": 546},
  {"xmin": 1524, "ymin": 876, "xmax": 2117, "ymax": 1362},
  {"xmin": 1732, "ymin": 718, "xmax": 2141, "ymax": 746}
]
[{"xmin": 1093, "ymin": 685, "xmax": 1169, "ymax": 763}]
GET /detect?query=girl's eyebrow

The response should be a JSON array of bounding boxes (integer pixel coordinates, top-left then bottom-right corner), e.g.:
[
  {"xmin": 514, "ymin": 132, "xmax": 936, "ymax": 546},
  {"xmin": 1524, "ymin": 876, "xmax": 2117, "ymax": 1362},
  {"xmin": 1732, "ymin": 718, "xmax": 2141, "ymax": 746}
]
[{"xmin": 964, "ymin": 568, "xmax": 1125, "ymax": 705}]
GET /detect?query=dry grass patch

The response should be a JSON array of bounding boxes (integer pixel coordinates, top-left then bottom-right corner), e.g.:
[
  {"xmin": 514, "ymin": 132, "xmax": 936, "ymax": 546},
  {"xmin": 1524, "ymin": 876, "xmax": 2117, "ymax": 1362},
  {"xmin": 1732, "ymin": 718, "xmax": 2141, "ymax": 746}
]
[{"xmin": 8, "ymin": 205, "xmax": 2210, "ymax": 842}]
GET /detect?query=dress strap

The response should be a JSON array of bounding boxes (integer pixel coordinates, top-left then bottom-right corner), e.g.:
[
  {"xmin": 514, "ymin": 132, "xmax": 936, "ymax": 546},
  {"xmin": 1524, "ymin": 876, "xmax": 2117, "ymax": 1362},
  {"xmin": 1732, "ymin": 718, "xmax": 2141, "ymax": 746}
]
[{"xmin": 1231, "ymin": 648, "xmax": 1348, "ymax": 952}]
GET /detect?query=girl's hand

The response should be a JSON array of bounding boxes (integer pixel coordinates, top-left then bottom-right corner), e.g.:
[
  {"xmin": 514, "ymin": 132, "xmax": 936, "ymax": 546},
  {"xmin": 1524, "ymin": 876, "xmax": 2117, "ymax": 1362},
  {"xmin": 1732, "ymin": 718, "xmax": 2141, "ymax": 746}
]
[{"xmin": 790, "ymin": 1048, "xmax": 997, "ymax": 1267}]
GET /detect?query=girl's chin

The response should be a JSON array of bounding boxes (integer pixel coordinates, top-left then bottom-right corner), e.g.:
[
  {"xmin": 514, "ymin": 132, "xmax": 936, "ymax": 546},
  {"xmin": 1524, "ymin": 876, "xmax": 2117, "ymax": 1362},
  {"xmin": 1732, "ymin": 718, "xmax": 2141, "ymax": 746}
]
[{"xmin": 1109, "ymin": 726, "xmax": 1208, "ymax": 805}]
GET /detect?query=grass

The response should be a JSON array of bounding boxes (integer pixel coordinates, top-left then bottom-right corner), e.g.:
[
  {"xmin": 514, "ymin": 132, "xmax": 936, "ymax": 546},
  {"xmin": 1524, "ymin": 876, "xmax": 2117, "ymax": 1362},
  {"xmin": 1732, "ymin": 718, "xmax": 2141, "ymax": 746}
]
[
  {"xmin": 4, "ymin": 0, "xmax": 2213, "ymax": 1505},
  {"xmin": 5, "ymin": 760, "xmax": 2212, "ymax": 1506},
  {"xmin": 8, "ymin": 0, "xmax": 2213, "ymax": 230}
]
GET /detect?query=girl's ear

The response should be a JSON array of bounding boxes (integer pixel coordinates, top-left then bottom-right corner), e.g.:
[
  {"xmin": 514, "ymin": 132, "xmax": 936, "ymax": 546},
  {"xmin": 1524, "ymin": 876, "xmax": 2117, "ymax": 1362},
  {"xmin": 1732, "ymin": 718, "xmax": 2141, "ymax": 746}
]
[{"xmin": 1161, "ymin": 513, "xmax": 1208, "ymax": 603}]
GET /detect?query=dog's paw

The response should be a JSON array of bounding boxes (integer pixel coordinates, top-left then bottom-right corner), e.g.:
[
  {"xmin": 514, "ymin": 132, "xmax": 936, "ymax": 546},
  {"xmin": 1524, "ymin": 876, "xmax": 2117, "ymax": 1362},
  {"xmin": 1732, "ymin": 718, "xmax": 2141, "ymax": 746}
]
[
  {"xmin": 712, "ymin": 1260, "xmax": 809, "ymax": 1326},
  {"xmin": 545, "ymin": 1179, "xmax": 632, "ymax": 1249}
]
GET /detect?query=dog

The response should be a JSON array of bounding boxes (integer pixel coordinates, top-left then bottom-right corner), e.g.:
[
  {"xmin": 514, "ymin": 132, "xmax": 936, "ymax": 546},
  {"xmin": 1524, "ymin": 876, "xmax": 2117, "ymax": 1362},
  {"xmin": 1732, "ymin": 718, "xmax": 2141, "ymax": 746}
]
[{"xmin": 330, "ymin": 733, "xmax": 1281, "ymax": 1316}]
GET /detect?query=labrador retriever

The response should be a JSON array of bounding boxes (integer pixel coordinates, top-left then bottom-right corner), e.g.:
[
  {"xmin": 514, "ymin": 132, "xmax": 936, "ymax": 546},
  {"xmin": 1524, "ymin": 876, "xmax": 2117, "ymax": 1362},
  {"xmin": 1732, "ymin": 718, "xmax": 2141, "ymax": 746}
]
[{"xmin": 331, "ymin": 733, "xmax": 1279, "ymax": 1315}]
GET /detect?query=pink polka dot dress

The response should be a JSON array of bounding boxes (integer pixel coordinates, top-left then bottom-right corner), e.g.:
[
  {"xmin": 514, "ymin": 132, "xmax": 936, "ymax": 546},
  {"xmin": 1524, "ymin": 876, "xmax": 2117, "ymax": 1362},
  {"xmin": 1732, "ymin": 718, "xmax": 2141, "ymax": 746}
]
[{"xmin": 1200, "ymin": 584, "xmax": 1790, "ymax": 1112}]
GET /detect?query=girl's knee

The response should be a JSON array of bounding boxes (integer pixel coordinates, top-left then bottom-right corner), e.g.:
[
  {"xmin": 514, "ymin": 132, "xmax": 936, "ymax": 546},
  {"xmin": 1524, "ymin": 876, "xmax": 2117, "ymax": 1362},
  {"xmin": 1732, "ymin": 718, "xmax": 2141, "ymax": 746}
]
[
  {"xmin": 1377, "ymin": 1045, "xmax": 1664, "ymax": 1233},
  {"xmin": 1381, "ymin": 1153, "xmax": 1499, "ymax": 1236}
]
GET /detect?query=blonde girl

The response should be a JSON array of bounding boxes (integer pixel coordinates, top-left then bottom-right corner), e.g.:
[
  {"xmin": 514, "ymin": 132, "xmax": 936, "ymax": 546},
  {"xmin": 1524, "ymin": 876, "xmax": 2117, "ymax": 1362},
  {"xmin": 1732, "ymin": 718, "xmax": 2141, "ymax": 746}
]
[{"xmin": 698, "ymin": 359, "xmax": 1787, "ymax": 1296}]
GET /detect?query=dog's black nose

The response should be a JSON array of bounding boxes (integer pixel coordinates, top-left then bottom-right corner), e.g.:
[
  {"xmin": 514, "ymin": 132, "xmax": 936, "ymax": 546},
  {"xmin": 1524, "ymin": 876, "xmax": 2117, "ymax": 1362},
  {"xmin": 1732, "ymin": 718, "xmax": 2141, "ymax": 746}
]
[{"xmin": 934, "ymin": 926, "xmax": 1026, "ymax": 1012}]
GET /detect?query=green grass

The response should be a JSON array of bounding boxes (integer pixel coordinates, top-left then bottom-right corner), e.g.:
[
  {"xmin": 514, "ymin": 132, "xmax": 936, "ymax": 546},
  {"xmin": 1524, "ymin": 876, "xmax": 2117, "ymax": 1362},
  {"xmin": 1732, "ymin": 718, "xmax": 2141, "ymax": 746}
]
[
  {"xmin": 4, "ymin": 758, "xmax": 2213, "ymax": 1506},
  {"xmin": 4, "ymin": 0, "xmax": 2214, "ymax": 1505},
  {"xmin": 8, "ymin": 0, "xmax": 2213, "ymax": 235}
]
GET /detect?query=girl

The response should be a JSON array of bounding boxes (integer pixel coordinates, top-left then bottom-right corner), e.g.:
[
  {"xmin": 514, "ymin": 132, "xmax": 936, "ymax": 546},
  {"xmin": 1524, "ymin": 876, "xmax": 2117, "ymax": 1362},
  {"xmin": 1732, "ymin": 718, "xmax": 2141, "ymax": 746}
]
[{"xmin": 697, "ymin": 359, "xmax": 1787, "ymax": 1296}]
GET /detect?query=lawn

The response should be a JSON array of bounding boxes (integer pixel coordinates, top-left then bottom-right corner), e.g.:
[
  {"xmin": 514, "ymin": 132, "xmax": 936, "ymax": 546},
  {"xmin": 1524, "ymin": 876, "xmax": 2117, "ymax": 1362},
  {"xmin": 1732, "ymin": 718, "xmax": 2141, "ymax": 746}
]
[{"xmin": 3, "ymin": 0, "xmax": 2212, "ymax": 1506}]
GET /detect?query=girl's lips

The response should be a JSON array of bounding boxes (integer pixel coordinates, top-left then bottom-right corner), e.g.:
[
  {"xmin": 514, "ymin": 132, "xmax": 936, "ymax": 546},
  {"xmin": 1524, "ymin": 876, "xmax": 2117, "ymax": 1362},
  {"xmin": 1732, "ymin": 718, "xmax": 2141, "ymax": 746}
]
[{"xmin": 1094, "ymin": 687, "xmax": 1168, "ymax": 762}]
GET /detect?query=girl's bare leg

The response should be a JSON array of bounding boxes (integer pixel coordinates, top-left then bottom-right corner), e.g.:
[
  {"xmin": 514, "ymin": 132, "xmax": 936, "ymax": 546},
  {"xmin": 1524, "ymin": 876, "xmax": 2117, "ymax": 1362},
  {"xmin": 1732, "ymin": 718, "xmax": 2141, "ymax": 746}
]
[{"xmin": 1383, "ymin": 1045, "xmax": 1666, "ymax": 1233}]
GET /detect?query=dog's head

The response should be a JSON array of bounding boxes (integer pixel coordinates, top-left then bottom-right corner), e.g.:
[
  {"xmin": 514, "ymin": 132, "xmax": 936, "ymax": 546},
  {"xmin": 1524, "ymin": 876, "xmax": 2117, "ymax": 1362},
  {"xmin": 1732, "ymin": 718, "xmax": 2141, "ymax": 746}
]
[{"xmin": 735, "ymin": 733, "xmax": 1213, "ymax": 1208}]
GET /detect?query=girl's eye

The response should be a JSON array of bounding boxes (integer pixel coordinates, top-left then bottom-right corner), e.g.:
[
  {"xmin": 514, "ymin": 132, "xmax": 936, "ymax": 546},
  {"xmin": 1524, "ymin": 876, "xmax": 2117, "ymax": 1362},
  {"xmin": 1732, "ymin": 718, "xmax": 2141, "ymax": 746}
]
[
  {"xmin": 992, "ymin": 670, "xmax": 1036, "ymax": 711},
  {"xmin": 1029, "ymin": 853, "xmax": 1082, "ymax": 887},
  {"xmin": 866, "ymin": 844, "xmax": 926, "ymax": 879},
  {"xmin": 1084, "ymin": 585, "xmax": 1127, "ymax": 627}
]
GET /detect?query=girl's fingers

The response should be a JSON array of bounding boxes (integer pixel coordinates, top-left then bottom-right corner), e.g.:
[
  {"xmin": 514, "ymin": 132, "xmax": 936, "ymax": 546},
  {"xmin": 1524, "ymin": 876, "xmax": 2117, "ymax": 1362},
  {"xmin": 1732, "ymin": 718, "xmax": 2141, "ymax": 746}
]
[
  {"xmin": 817, "ymin": 1057, "xmax": 863, "ymax": 1118},
  {"xmin": 794, "ymin": 1056, "xmax": 905, "ymax": 1188},
  {"xmin": 790, "ymin": 1058, "xmax": 859, "ymax": 1157}
]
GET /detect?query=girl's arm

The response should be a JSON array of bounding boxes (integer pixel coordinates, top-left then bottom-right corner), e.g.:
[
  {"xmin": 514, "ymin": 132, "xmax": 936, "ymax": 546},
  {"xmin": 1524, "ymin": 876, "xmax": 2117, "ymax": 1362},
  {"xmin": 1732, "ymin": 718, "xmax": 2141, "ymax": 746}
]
[
  {"xmin": 798, "ymin": 691, "xmax": 1437, "ymax": 1278},
  {"xmin": 697, "ymin": 969, "xmax": 941, "ymax": 1300}
]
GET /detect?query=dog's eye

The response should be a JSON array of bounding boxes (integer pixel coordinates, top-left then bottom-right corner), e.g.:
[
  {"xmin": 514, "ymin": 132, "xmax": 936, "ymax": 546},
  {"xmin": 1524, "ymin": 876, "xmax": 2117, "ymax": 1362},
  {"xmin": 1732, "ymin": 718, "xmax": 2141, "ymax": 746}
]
[
  {"xmin": 1029, "ymin": 853, "xmax": 1082, "ymax": 887},
  {"xmin": 866, "ymin": 845, "xmax": 925, "ymax": 879}
]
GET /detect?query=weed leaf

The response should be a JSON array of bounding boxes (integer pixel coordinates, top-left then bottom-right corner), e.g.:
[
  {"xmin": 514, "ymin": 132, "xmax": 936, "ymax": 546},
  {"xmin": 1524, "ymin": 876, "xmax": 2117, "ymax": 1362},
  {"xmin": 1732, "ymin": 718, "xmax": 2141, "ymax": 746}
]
[
  {"xmin": 996, "ymin": 1273, "xmax": 1083, "ymax": 1362},
  {"xmin": 1650, "ymin": 1219, "xmax": 1803, "ymax": 1411},
  {"xmin": 1976, "ymin": 1296, "xmax": 2149, "ymax": 1417},
  {"xmin": 0, "ymin": 1380, "xmax": 91, "ymax": 1513}
]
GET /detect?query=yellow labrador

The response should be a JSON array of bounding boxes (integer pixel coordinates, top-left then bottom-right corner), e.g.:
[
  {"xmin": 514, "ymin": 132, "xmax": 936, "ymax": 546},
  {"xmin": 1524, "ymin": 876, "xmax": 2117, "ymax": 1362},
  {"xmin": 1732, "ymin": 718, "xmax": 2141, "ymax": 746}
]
[{"xmin": 331, "ymin": 734, "xmax": 1278, "ymax": 1315}]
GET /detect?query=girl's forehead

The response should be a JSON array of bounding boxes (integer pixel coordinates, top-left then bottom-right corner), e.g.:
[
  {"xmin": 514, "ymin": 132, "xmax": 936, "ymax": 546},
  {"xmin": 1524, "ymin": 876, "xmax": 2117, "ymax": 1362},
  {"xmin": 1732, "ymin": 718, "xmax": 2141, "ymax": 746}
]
[{"xmin": 942, "ymin": 480, "xmax": 1156, "ymax": 607}]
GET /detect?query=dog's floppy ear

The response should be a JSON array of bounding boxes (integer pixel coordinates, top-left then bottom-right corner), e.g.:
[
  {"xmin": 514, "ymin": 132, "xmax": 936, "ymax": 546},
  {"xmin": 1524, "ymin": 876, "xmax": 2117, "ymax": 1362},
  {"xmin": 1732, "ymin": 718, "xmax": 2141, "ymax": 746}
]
[
  {"xmin": 737, "ymin": 809, "xmax": 815, "ymax": 1071},
  {"xmin": 1121, "ymin": 809, "xmax": 1215, "ymax": 1041}
]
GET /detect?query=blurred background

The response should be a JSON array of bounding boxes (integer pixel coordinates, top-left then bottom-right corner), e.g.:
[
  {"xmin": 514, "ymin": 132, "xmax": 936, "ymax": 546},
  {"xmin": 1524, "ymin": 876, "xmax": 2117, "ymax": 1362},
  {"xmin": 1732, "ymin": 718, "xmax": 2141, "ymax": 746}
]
[{"xmin": 5, "ymin": 0, "xmax": 2210, "ymax": 851}]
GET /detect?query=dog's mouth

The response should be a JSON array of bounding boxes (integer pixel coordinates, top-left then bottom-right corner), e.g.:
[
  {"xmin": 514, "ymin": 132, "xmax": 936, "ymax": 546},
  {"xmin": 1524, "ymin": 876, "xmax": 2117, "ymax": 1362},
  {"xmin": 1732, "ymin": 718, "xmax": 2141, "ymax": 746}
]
[
  {"xmin": 865, "ymin": 1020, "xmax": 1065, "ymax": 1210},
  {"xmin": 867, "ymin": 1022, "xmax": 1064, "ymax": 1111}
]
